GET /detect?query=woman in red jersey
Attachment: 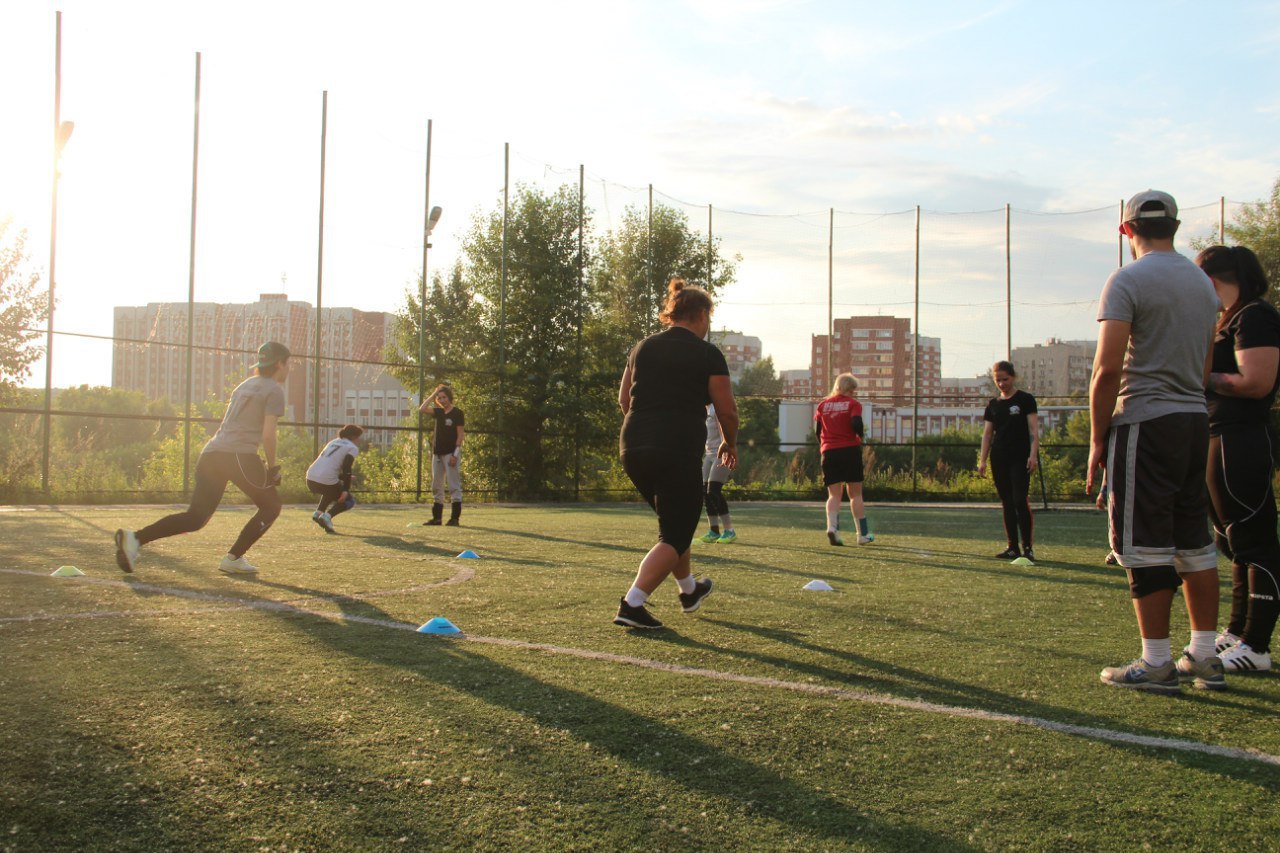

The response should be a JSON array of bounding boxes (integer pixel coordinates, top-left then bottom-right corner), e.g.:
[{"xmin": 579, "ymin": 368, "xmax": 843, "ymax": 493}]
[{"xmin": 814, "ymin": 373, "xmax": 872, "ymax": 546}]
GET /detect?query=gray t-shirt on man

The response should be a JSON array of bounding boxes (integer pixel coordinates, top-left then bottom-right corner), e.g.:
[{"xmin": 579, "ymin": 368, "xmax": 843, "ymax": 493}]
[
  {"xmin": 204, "ymin": 375, "xmax": 287, "ymax": 454},
  {"xmin": 1096, "ymin": 250, "xmax": 1217, "ymax": 426}
]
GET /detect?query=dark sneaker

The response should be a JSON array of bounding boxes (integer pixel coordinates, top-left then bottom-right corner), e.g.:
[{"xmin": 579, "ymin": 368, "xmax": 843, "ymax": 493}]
[
  {"xmin": 613, "ymin": 598, "xmax": 663, "ymax": 629},
  {"xmin": 1022, "ymin": 548, "xmax": 1035, "ymax": 564},
  {"xmin": 678, "ymin": 578, "xmax": 713, "ymax": 613},
  {"xmin": 995, "ymin": 547, "xmax": 1021, "ymax": 560},
  {"xmin": 445, "ymin": 518, "xmax": 460, "ymax": 527},
  {"xmin": 827, "ymin": 531, "xmax": 844, "ymax": 547},
  {"xmin": 1175, "ymin": 650, "xmax": 1227, "ymax": 690},
  {"xmin": 1099, "ymin": 658, "xmax": 1180, "ymax": 694},
  {"xmin": 114, "ymin": 529, "xmax": 139, "ymax": 573},
  {"xmin": 423, "ymin": 518, "xmax": 443, "ymax": 526}
]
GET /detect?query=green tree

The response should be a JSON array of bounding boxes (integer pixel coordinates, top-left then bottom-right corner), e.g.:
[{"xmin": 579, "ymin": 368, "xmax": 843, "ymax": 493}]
[
  {"xmin": 0, "ymin": 218, "xmax": 50, "ymax": 404},
  {"xmin": 1225, "ymin": 176, "xmax": 1280, "ymax": 301},
  {"xmin": 732, "ymin": 356, "xmax": 784, "ymax": 483}
]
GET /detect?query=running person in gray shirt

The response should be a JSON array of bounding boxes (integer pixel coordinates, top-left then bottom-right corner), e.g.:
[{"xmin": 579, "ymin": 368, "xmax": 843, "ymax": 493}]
[{"xmin": 114, "ymin": 342, "xmax": 290, "ymax": 576}]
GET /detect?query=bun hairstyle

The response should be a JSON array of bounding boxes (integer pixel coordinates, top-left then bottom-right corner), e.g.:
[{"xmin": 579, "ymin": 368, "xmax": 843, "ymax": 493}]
[
  {"xmin": 1196, "ymin": 245, "xmax": 1270, "ymax": 304},
  {"xmin": 659, "ymin": 277, "xmax": 713, "ymax": 326},
  {"xmin": 992, "ymin": 360, "xmax": 1016, "ymax": 378}
]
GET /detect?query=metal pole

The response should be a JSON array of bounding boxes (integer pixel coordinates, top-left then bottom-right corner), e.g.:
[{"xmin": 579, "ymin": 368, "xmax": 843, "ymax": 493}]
[
  {"xmin": 498, "ymin": 143, "xmax": 508, "ymax": 497},
  {"xmin": 41, "ymin": 12, "xmax": 64, "ymax": 494},
  {"xmin": 182, "ymin": 52, "xmax": 202, "ymax": 497},
  {"xmin": 1219, "ymin": 196, "xmax": 1225, "ymax": 243},
  {"xmin": 313, "ymin": 91, "xmax": 328, "ymax": 459},
  {"xmin": 646, "ymin": 184, "xmax": 653, "ymax": 330},
  {"xmin": 707, "ymin": 203, "xmax": 713, "ymax": 289},
  {"xmin": 416, "ymin": 119, "xmax": 432, "ymax": 502},
  {"xmin": 1118, "ymin": 199, "xmax": 1124, "ymax": 268},
  {"xmin": 827, "ymin": 207, "xmax": 833, "ymax": 389},
  {"xmin": 1005, "ymin": 203, "xmax": 1011, "ymax": 361},
  {"xmin": 912, "ymin": 205, "xmax": 920, "ymax": 499},
  {"xmin": 575, "ymin": 164, "xmax": 585, "ymax": 500}
]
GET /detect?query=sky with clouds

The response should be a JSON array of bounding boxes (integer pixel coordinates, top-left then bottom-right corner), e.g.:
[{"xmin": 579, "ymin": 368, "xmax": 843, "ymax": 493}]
[{"xmin": 2, "ymin": 0, "xmax": 1278, "ymax": 388}]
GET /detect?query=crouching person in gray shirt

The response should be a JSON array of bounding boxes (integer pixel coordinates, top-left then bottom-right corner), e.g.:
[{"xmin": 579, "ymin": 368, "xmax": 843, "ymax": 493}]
[{"xmin": 114, "ymin": 341, "xmax": 291, "ymax": 577}]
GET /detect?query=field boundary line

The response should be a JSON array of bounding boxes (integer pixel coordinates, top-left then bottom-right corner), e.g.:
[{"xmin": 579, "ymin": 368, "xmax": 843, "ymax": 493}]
[{"xmin": 6, "ymin": 567, "xmax": 1279, "ymax": 768}]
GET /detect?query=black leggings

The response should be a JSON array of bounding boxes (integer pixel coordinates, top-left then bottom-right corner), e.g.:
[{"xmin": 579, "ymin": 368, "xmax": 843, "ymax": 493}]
[
  {"xmin": 1207, "ymin": 427, "xmax": 1280, "ymax": 653},
  {"xmin": 704, "ymin": 480, "xmax": 729, "ymax": 518},
  {"xmin": 308, "ymin": 479, "xmax": 351, "ymax": 518},
  {"xmin": 136, "ymin": 451, "xmax": 282, "ymax": 558},
  {"xmin": 623, "ymin": 448, "xmax": 703, "ymax": 555},
  {"xmin": 991, "ymin": 449, "xmax": 1033, "ymax": 549}
]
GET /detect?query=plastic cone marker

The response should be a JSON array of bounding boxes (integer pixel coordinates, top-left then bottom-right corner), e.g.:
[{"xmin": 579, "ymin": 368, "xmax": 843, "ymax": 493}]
[
  {"xmin": 51, "ymin": 565, "xmax": 84, "ymax": 577},
  {"xmin": 456, "ymin": 550, "xmax": 479, "ymax": 559},
  {"xmin": 1011, "ymin": 556, "xmax": 1034, "ymax": 567},
  {"xmin": 803, "ymin": 579, "xmax": 834, "ymax": 591},
  {"xmin": 417, "ymin": 617, "xmax": 462, "ymax": 635}
]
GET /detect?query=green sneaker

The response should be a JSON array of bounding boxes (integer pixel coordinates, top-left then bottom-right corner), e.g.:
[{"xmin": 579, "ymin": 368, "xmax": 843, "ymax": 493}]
[
  {"xmin": 717, "ymin": 529, "xmax": 737, "ymax": 543},
  {"xmin": 697, "ymin": 530, "xmax": 721, "ymax": 544},
  {"xmin": 1099, "ymin": 658, "xmax": 1180, "ymax": 694}
]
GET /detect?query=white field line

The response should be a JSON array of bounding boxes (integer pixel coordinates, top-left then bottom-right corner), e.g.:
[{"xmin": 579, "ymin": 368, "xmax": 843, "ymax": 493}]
[{"xmin": 4, "ymin": 567, "xmax": 1279, "ymax": 768}]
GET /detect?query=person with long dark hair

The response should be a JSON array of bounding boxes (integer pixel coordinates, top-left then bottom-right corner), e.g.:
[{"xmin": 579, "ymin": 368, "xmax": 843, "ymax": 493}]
[
  {"xmin": 1199, "ymin": 244, "xmax": 1280, "ymax": 673},
  {"xmin": 614, "ymin": 278, "xmax": 739, "ymax": 629},
  {"xmin": 114, "ymin": 341, "xmax": 290, "ymax": 576},
  {"xmin": 978, "ymin": 360, "xmax": 1039, "ymax": 562}
]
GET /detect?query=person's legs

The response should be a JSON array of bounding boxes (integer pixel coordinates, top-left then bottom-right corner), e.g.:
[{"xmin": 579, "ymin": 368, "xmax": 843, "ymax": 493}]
[
  {"xmin": 990, "ymin": 452, "xmax": 1018, "ymax": 552},
  {"xmin": 446, "ymin": 461, "xmax": 463, "ymax": 524},
  {"xmin": 1011, "ymin": 464, "xmax": 1033, "ymax": 551},
  {"xmin": 224, "ymin": 453, "xmax": 283, "ymax": 558},
  {"xmin": 825, "ymin": 483, "xmax": 844, "ymax": 545},
  {"xmin": 135, "ymin": 452, "xmax": 229, "ymax": 545},
  {"xmin": 428, "ymin": 455, "xmax": 446, "ymax": 523}
]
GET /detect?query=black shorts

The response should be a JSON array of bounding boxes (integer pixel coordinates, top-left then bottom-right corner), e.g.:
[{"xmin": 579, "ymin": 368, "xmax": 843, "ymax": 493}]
[
  {"xmin": 822, "ymin": 446, "xmax": 864, "ymax": 487},
  {"xmin": 1106, "ymin": 412, "xmax": 1216, "ymax": 572},
  {"xmin": 622, "ymin": 448, "xmax": 703, "ymax": 554}
]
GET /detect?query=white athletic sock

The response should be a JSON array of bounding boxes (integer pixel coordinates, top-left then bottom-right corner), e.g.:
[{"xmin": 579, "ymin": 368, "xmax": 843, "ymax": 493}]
[
  {"xmin": 624, "ymin": 586, "xmax": 649, "ymax": 608},
  {"xmin": 826, "ymin": 507, "xmax": 839, "ymax": 532},
  {"xmin": 1189, "ymin": 630, "xmax": 1217, "ymax": 660},
  {"xmin": 1141, "ymin": 637, "xmax": 1172, "ymax": 667},
  {"xmin": 675, "ymin": 575, "xmax": 696, "ymax": 595}
]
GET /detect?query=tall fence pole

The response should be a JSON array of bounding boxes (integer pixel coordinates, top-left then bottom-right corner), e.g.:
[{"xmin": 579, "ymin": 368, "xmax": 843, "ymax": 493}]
[
  {"xmin": 415, "ymin": 118, "xmax": 433, "ymax": 501},
  {"xmin": 182, "ymin": 52, "xmax": 202, "ymax": 497},
  {"xmin": 911, "ymin": 205, "xmax": 920, "ymax": 499},
  {"xmin": 498, "ymin": 143, "xmax": 509, "ymax": 497},
  {"xmin": 646, "ymin": 184, "xmax": 653, "ymax": 329},
  {"xmin": 706, "ymin": 204, "xmax": 713, "ymax": 288},
  {"xmin": 41, "ymin": 11, "xmax": 65, "ymax": 494},
  {"xmin": 575, "ymin": 164, "xmax": 585, "ymax": 500},
  {"xmin": 1219, "ymin": 196, "xmax": 1225, "ymax": 243},
  {"xmin": 1117, "ymin": 199, "xmax": 1124, "ymax": 268},
  {"xmin": 1005, "ymin": 203, "xmax": 1011, "ymax": 361},
  {"xmin": 827, "ymin": 207, "xmax": 834, "ymax": 390},
  {"xmin": 312, "ymin": 91, "xmax": 328, "ymax": 459}
]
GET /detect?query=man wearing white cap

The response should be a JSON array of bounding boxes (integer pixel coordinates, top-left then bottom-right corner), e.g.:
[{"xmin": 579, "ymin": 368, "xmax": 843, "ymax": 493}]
[{"xmin": 1088, "ymin": 191, "xmax": 1224, "ymax": 693}]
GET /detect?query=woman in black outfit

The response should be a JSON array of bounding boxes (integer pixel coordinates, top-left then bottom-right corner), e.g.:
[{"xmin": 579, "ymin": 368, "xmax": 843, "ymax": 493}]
[
  {"xmin": 614, "ymin": 278, "xmax": 739, "ymax": 629},
  {"xmin": 1199, "ymin": 245, "xmax": 1280, "ymax": 673},
  {"xmin": 978, "ymin": 360, "xmax": 1039, "ymax": 562}
]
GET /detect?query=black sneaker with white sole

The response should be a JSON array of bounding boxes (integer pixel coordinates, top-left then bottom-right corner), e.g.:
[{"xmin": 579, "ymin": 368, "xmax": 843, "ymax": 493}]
[
  {"xmin": 995, "ymin": 546, "xmax": 1021, "ymax": 559},
  {"xmin": 678, "ymin": 577, "xmax": 713, "ymax": 613},
  {"xmin": 613, "ymin": 598, "xmax": 663, "ymax": 629}
]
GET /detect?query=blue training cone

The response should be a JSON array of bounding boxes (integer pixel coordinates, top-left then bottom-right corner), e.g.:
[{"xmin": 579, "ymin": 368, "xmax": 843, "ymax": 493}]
[
  {"xmin": 417, "ymin": 617, "xmax": 462, "ymax": 635},
  {"xmin": 456, "ymin": 550, "xmax": 480, "ymax": 559}
]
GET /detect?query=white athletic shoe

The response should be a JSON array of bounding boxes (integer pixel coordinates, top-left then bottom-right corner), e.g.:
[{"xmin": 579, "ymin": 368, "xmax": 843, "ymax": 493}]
[
  {"xmin": 114, "ymin": 529, "xmax": 140, "ymax": 573},
  {"xmin": 1215, "ymin": 630, "xmax": 1243, "ymax": 654},
  {"xmin": 857, "ymin": 534, "xmax": 875, "ymax": 545},
  {"xmin": 318, "ymin": 512, "xmax": 335, "ymax": 533},
  {"xmin": 218, "ymin": 554, "xmax": 258, "ymax": 575},
  {"xmin": 1219, "ymin": 642, "xmax": 1271, "ymax": 673}
]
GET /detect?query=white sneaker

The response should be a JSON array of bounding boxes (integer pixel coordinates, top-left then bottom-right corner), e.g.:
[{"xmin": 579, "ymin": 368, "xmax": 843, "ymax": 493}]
[
  {"xmin": 857, "ymin": 534, "xmax": 874, "ymax": 545},
  {"xmin": 218, "ymin": 554, "xmax": 258, "ymax": 575},
  {"xmin": 1219, "ymin": 642, "xmax": 1271, "ymax": 672},
  {"xmin": 114, "ymin": 529, "xmax": 140, "ymax": 573},
  {"xmin": 1215, "ymin": 630, "xmax": 1243, "ymax": 654},
  {"xmin": 318, "ymin": 512, "xmax": 335, "ymax": 533}
]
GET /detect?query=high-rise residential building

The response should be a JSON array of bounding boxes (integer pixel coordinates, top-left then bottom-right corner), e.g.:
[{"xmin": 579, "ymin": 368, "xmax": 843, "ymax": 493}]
[
  {"xmin": 940, "ymin": 375, "xmax": 993, "ymax": 406},
  {"xmin": 710, "ymin": 330, "xmax": 762, "ymax": 381},
  {"xmin": 1010, "ymin": 338, "xmax": 1096, "ymax": 401},
  {"xmin": 112, "ymin": 294, "xmax": 412, "ymax": 446},
  {"xmin": 809, "ymin": 316, "xmax": 942, "ymax": 405},
  {"xmin": 779, "ymin": 368, "xmax": 812, "ymax": 400}
]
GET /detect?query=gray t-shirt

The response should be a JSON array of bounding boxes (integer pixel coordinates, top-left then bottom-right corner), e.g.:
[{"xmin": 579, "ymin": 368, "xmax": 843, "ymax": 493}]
[
  {"xmin": 1096, "ymin": 250, "xmax": 1217, "ymax": 425},
  {"xmin": 204, "ymin": 376, "xmax": 287, "ymax": 454}
]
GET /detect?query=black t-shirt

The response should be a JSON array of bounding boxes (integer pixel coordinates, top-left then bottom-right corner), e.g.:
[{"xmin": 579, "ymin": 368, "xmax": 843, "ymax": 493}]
[
  {"xmin": 984, "ymin": 390, "xmax": 1037, "ymax": 458},
  {"xmin": 620, "ymin": 326, "xmax": 730, "ymax": 456},
  {"xmin": 1207, "ymin": 299, "xmax": 1280, "ymax": 434},
  {"xmin": 433, "ymin": 406, "xmax": 465, "ymax": 455}
]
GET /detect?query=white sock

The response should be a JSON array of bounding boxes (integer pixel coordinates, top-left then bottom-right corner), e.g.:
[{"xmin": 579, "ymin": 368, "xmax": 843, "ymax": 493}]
[
  {"xmin": 1189, "ymin": 630, "xmax": 1217, "ymax": 660},
  {"xmin": 624, "ymin": 586, "xmax": 649, "ymax": 608},
  {"xmin": 1141, "ymin": 637, "xmax": 1172, "ymax": 667},
  {"xmin": 675, "ymin": 575, "xmax": 696, "ymax": 595},
  {"xmin": 826, "ymin": 507, "xmax": 838, "ymax": 532}
]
